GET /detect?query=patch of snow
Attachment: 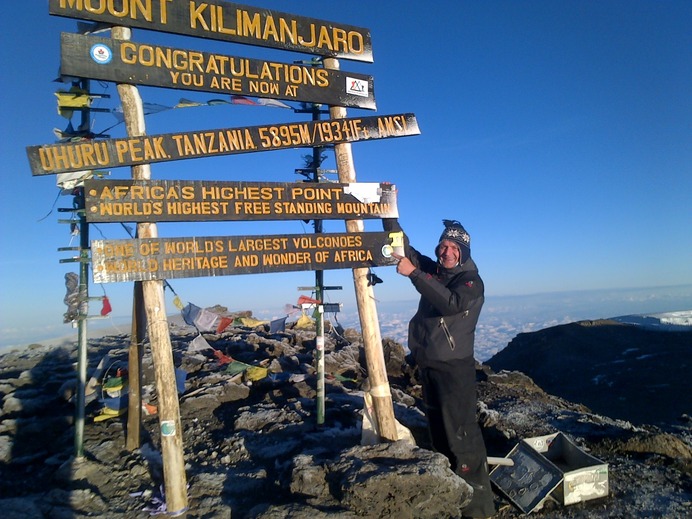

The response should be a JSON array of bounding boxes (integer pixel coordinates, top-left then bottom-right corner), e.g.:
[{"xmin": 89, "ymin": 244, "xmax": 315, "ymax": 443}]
[{"xmin": 611, "ymin": 310, "xmax": 692, "ymax": 331}]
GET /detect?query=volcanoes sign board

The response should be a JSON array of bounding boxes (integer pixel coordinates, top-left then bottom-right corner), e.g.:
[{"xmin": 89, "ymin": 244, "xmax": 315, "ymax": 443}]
[{"xmin": 91, "ymin": 232, "xmax": 401, "ymax": 283}]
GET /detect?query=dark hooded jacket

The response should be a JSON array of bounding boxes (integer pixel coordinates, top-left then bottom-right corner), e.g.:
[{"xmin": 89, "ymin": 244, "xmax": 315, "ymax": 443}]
[
  {"xmin": 383, "ymin": 219, "xmax": 484, "ymax": 367},
  {"xmin": 405, "ymin": 246, "xmax": 484, "ymax": 368}
]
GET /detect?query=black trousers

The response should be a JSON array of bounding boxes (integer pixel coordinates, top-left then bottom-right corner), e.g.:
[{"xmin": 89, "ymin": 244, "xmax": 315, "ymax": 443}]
[{"xmin": 420, "ymin": 357, "xmax": 495, "ymax": 518}]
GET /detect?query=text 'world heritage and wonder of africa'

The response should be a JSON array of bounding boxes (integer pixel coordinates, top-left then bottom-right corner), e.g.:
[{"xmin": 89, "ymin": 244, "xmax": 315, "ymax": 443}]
[{"xmin": 91, "ymin": 232, "xmax": 401, "ymax": 283}]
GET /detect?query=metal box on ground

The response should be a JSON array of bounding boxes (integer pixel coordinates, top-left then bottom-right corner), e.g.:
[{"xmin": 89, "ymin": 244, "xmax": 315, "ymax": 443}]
[
  {"xmin": 523, "ymin": 432, "xmax": 608, "ymax": 506},
  {"xmin": 489, "ymin": 440, "xmax": 563, "ymax": 513},
  {"xmin": 490, "ymin": 432, "xmax": 608, "ymax": 513}
]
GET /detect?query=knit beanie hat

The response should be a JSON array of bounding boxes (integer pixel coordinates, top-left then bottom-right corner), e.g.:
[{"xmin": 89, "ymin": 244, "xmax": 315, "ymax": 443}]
[{"xmin": 437, "ymin": 219, "xmax": 471, "ymax": 264}]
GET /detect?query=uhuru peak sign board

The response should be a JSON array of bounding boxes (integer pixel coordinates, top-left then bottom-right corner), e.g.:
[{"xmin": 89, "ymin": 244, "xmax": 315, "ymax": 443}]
[
  {"xmin": 92, "ymin": 232, "xmax": 401, "ymax": 283},
  {"xmin": 85, "ymin": 180, "xmax": 398, "ymax": 222},
  {"xmin": 59, "ymin": 33, "xmax": 375, "ymax": 109},
  {"xmin": 27, "ymin": 113, "xmax": 419, "ymax": 176},
  {"xmin": 49, "ymin": 0, "xmax": 373, "ymax": 62}
]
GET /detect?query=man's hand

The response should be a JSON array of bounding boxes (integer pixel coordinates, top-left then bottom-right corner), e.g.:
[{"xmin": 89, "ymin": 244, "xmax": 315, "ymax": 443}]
[{"xmin": 392, "ymin": 253, "xmax": 416, "ymax": 277}]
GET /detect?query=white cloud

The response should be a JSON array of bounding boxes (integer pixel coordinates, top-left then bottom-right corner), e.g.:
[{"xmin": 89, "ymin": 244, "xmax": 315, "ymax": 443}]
[
  {"xmin": 370, "ymin": 285, "xmax": 692, "ymax": 362},
  {"xmin": 3, "ymin": 285, "xmax": 690, "ymax": 360}
]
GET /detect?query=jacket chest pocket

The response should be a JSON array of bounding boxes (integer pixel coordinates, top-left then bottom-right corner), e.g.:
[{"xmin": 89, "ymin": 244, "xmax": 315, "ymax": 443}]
[{"xmin": 439, "ymin": 311, "xmax": 468, "ymax": 351}]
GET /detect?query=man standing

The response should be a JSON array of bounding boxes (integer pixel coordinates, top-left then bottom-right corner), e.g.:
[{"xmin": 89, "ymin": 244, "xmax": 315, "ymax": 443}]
[{"xmin": 387, "ymin": 218, "xmax": 495, "ymax": 518}]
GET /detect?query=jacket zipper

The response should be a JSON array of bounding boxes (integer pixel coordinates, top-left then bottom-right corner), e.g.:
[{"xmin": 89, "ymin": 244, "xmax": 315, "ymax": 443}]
[{"xmin": 439, "ymin": 317, "xmax": 456, "ymax": 351}]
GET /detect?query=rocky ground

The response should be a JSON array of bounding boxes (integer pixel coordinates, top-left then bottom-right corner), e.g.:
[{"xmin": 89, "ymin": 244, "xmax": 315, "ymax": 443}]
[{"xmin": 0, "ymin": 311, "xmax": 690, "ymax": 518}]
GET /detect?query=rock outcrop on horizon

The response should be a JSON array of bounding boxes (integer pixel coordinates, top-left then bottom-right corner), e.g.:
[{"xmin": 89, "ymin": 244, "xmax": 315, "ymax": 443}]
[
  {"xmin": 485, "ymin": 319, "xmax": 692, "ymax": 428},
  {"xmin": 0, "ymin": 311, "xmax": 690, "ymax": 518}
]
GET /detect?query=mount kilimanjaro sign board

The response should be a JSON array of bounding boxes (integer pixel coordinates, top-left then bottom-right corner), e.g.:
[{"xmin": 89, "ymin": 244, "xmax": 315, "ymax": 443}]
[
  {"xmin": 84, "ymin": 179, "xmax": 398, "ymax": 222},
  {"xmin": 49, "ymin": 0, "xmax": 373, "ymax": 62},
  {"xmin": 59, "ymin": 33, "xmax": 375, "ymax": 109},
  {"xmin": 91, "ymin": 231, "xmax": 400, "ymax": 283},
  {"xmin": 27, "ymin": 113, "xmax": 419, "ymax": 176}
]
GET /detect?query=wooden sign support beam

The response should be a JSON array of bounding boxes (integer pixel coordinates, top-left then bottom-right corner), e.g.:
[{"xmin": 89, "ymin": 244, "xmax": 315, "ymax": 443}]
[
  {"xmin": 126, "ymin": 279, "xmax": 145, "ymax": 451},
  {"xmin": 324, "ymin": 58, "xmax": 398, "ymax": 443},
  {"xmin": 112, "ymin": 26, "xmax": 188, "ymax": 516}
]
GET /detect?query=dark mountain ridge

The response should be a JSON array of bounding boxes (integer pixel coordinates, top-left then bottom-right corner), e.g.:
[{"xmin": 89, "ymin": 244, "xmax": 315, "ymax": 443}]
[{"xmin": 486, "ymin": 319, "xmax": 691, "ymax": 428}]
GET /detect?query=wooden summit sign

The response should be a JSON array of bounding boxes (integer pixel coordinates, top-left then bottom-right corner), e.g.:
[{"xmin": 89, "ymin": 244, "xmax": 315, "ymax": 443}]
[
  {"xmin": 27, "ymin": 113, "xmax": 419, "ymax": 176},
  {"xmin": 60, "ymin": 33, "xmax": 375, "ymax": 110},
  {"xmin": 49, "ymin": 0, "xmax": 373, "ymax": 62},
  {"xmin": 91, "ymin": 231, "xmax": 401, "ymax": 283},
  {"xmin": 85, "ymin": 179, "xmax": 398, "ymax": 222}
]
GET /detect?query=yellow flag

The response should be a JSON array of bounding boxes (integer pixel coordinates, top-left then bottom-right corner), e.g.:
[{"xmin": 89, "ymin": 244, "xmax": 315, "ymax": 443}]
[
  {"xmin": 295, "ymin": 313, "xmax": 315, "ymax": 330},
  {"xmin": 55, "ymin": 87, "xmax": 92, "ymax": 119},
  {"xmin": 246, "ymin": 366, "xmax": 268, "ymax": 381}
]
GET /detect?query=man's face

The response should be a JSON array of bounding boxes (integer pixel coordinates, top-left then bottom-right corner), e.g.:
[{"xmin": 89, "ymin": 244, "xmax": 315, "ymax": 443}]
[{"xmin": 437, "ymin": 240, "xmax": 460, "ymax": 268}]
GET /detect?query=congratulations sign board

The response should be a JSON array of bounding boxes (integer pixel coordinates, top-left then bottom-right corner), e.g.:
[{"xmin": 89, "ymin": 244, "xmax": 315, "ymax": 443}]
[
  {"xmin": 27, "ymin": 113, "xmax": 419, "ymax": 176},
  {"xmin": 92, "ymin": 232, "xmax": 400, "ymax": 283},
  {"xmin": 85, "ymin": 179, "xmax": 398, "ymax": 222},
  {"xmin": 49, "ymin": 0, "xmax": 373, "ymax": 62},
  {"xmin": 60, "ymin": 33, "xmax": 375, "ymax": 109}
]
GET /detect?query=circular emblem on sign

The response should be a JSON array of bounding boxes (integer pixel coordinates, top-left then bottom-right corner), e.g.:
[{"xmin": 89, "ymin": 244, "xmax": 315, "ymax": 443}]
[
  {"xmin": 381, "ymin": 244, "xmax": 394, "ymax": 258},
  {"xmin": 90, "ymin": 43, "xmax": 112, "ymax": 64},
  {"xmin": 160, "ymin": 420, "xmax": 176, "ymax": 437}
]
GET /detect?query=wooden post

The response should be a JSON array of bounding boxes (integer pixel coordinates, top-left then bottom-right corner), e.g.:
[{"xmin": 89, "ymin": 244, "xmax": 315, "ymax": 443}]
[
  {"xmin": 126, "ymin": 280, "xmax": 145, "ymax": 450},
  {"xmin": 324, "ymin": 58, "xmax": 398, "ymax": 442},
  {"xmin": 112, "ymin": 26, "xmax": 188, "ymax": 515}
]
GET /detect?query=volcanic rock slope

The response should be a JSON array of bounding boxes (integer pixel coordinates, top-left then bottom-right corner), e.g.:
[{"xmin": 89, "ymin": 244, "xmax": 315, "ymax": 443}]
[
  {"xmin": 0, "ymin": 316, "xmax": 690, "ymax": 518},
  {"xmin": 485, "ymin": 319, "xmax": 692, "ymax": 427}
]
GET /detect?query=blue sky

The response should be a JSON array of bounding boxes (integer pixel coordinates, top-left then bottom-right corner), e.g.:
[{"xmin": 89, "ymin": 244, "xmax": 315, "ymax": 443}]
[{"xmin": 1, "ymin": 1, "xmax": 691, "ymax": 348}]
